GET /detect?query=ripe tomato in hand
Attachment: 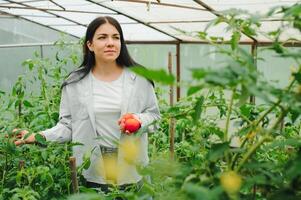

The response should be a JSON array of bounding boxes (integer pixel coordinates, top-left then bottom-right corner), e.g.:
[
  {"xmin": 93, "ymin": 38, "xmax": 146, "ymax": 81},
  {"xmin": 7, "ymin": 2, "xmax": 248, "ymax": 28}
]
[{"xmin": 124, "ymin": 118, "xmax": 141, "ymax": 134}]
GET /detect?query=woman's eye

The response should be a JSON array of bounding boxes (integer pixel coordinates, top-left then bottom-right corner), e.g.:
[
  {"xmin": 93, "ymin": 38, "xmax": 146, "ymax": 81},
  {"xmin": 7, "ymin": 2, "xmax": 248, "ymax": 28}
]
[{"xmin": 98, "ymin": 37, "xmax": 106, "ymax": 40}]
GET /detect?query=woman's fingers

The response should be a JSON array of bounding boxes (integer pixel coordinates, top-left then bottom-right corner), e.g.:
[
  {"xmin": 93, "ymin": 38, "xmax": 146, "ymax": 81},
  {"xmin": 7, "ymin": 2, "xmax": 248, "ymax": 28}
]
[
  {"xmin": 13, "ymin": 130, "xmax": 33, "ymax": 146},
  {"xmin": 15, "ymin": 135, "xmax": 34, "ymax": 146},
  {"xmin": 14, "ymin": 139, "xmax": 25, "ymax": 146},
  {"xmin": 12, "ymin": 129, "xmax": 27, "ymax": 138}
]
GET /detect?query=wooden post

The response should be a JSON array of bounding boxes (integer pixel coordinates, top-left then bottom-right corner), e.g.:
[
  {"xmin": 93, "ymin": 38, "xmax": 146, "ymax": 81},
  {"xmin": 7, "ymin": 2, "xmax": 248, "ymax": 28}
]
[
  {"xmin": 168, "ymin": 52, "xmax": 175, "ymax": 160},
  {"xmin": 18, "ymin": 160, "xmax": 25, "ymax": 170},
  {"xmin": 69, "ymin": 156, "xmax": 79, "ymax": 193}
]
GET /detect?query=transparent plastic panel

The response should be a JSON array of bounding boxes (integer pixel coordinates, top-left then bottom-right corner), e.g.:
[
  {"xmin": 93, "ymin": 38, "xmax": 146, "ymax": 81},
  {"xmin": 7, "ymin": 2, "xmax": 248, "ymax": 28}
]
[
  {"xmin": 49, "ymin": 12, "xmax": 136, "ymax": 26},
  {"xmin": 180, "ymin": 44, "xmax": 251, "ymax": 95},
  {"xmin": 128, "ymin": 44, "xmax": 176, "ymax": 103},
  {"xmin": 120, "ymin": 24, "xmax": 174, "ymax": 41},
  {"xmin": 58, "ymin": 0, "xmax": 116, "ymax": 13},
  {"xmin": 26, "ymin": 0, "xmax": 116, "ymax": 13},
  {"xmin": 24, "ymin": 1, "xmax": 59, "ymax": 9},
  {"xmin": 50, "ymin": 25, "xmax": 86, "ymax": 38},
  {"xmin": 257, "ymin": 47, "xmax": 300, "ymax": 89},
  {"xmin": 0, "ymin": 0, "xmax": 299, "ymax": 43},
  {"xmin": 0, "ymin": 7, "xmax": 51, "ymax": 16},
  {"xmin": 256, "ymin": 47, "xmax": 300, "ymax": 105},
  {"xmin": 103, "ymin": 1, "xmax": 215, "ymax": 22},
  {"xmin": 154, "ymin": 22, "xmax": 252, "ymax": 42},
  {"xmin": 0, "ymin": 17, "xmax": 77, "ymax": 45},
  {"xmin": 0, "ymin": 46, "xmax": 40, "ymax": 92},
  {"xmin": 202, "ymin": 0, "xmax": 299, "ymax": 14},
  {"xmin": 23, "ymin": 16, "xmax": 76, "ymax": 26},
  {"xmin": 145, "ymin": 0, "xmax": 202, "ymax": 7},
  {"xmin": 256, "ymin": 21, "xmax": 301, "ymax": 42},
  {"xmin": 42, "ymin": 44, "xmax": 83, "ymax": 73}
]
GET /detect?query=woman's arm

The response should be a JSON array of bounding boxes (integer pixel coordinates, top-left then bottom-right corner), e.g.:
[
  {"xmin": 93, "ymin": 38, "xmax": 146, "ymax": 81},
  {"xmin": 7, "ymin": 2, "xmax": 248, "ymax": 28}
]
[
  {"xmin": 41, "ymin": 86, "xmax": 72, "ymax": 142},
  {"xmin": 135, "ymin": 82, "xmax": 161, "ymax": 133},
  {"xmin": 14, "ymin": 87, "xmax": 72, "ymax": 145}
]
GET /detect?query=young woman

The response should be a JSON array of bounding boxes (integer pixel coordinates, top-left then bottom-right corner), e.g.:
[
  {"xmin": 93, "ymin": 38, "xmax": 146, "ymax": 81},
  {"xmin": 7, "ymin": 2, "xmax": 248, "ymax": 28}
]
[{"xmin": 14, "ymin": 16, "xmax": 160, "ymax": 192}]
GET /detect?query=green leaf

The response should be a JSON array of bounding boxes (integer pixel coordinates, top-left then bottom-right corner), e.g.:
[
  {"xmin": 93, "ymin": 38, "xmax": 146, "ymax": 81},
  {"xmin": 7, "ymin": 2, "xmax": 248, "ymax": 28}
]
[
  {"xmin": 23, "ymin": 100, "xmax": 33, "ymax": 108},
  {"xmin": 183, "ymin": 183, "xmax": 223, "ymax": 200},
  {"xmin": 35, "ymin": 134, "xmax": 46, "ymax": 145},
  {"xmin": 230, "ymin": 31, "xmax": 241, "ymax": 50},
  {"xmin": 289, "ymin": 109, "xmax": 300, "ymax": 123},
  {"xmin": 270, "ymin": 42, "xmax": 285, "ymax": 54},
  {"xmin": 51, "ymin": 112, "xmax": 59, "ymax": 121},
  {"xmin": 41, "ymin": 151, "xmax": 48, "ymax": 160},
  {"xmin": 236, "ymin": 88, "xmax": 250, "ymax": 107},
  {"xmin": 263, "ymin": 138, "xmax": 301, "ymax": 150},
  {"xmin": 239, "ymin": 104, "xmax": 252, "ymax": 118},
  {"xmin": 285, "ymin": 153, "xmax": 301, "ymax": 180},
  {"xmin": 22, "ymin": 59, "xmax": 34, "ymax": 70},
  {"xmin": 130, "ymin": 66, "xmax": 175, "ymax": 85},
  {"xmin": 192, "ymin": 96, "xmax": 204, "ymax": 123},
  {"xmin": 242, "ymin": 25, "xmax": 256, "ymax": 37},
  {"xmin": 23, "ymin": 132, "xmax": 31, "ymax": 140},
  {"xmin": 187, "ymin": 85, "xmax": 203, "ymax": 96},
  {"xmin": 293, "ymin": 72, "xmax": 301, "ymax": 84},
  {"xmin": 244, "ymin": 174, "xmax": 268, "ymax": 186},
  {"xmin": 67, "ymin": 193, "xmax": 104, "ymax": 200},
  {"xmin": 207, "ymin": 142, "xmax": 229, "ymax": 162},
  {"xmin": 191, "ymin": 68, "xmax": 207, "ymax": 80},
  {"xmin": 198, "ymin": 31, "xmax": 207, "ymax": 39},
  {"xmin": 83, "ymin": 159, "xmax": 91, "ymax": 170},
  {"xmin": 182, "ymin": 183, "xmax": 211, "ymax": 200}
]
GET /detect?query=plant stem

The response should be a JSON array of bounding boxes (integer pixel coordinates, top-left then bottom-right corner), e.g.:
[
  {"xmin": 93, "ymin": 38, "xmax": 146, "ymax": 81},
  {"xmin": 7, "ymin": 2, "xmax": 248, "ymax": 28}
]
[
  {"xmin": 225, "ymin": 88, "xmax": 236, "ymax": 142},
  {"xmin": 254, "ymin": 100, "xmax": 281, "ymax": 127},
  {"xmin": 1, "ymin": 170, "xmax": 5, "ymax": 189},
  {"xmin": 18, "ymin": 100, "xmax": 22, "ymax": 119},
  {"xmin": 235, "ymin": 108, "xmax": 288, "ymax": 172},
  {"xmin": 235, "ymin": 135, "xmax": 269, "ymax": 172},
  {"xmin": 225, "ymin": 88, "xmax": 236, "ymax": 170}
]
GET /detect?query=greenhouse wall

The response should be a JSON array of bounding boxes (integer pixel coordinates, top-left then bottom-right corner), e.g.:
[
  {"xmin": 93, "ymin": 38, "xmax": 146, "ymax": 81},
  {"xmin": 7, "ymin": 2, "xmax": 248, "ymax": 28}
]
[{"xmin": 1, "ymin": 43, "xmax": 300, "ymax": 98}]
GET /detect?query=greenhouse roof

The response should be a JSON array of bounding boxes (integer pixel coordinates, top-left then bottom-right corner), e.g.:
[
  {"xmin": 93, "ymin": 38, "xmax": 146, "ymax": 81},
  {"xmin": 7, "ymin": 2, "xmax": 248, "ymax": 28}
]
[{"xmin": 0, "ymin": 0, "xmax": 300, "ymax": 44}]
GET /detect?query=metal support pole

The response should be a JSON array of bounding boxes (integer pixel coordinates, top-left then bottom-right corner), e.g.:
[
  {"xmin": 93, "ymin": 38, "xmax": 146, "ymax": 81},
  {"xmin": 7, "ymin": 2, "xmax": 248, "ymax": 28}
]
[
  {"xmin": 250, "ymin": 42, "xmax": 258, "ymax": 104},
  {"xmin": 176, "ymin": 43, "xmax": 181, "ymax": 101}
]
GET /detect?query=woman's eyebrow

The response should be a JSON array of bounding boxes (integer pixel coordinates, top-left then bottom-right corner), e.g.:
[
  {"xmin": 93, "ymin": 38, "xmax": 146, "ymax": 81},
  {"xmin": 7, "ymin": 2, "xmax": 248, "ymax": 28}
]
[{"xmin": 96, "ymin": 33, "xmax": 120, "ymax": 36}]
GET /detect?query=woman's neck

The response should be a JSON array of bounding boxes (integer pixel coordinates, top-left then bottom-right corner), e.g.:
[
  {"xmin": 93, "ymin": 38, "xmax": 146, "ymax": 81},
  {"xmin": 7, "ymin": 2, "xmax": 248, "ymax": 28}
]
[{"xmin": 92, "ymin": 61, "xmax": 123, "ymax": 81}]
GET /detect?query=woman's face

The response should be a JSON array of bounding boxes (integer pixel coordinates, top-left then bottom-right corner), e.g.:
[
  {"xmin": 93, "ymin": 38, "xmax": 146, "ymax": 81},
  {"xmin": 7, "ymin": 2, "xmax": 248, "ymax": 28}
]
[{"xmin": 87, "ymin": 23, "xmax": 121, "ymax": 63}]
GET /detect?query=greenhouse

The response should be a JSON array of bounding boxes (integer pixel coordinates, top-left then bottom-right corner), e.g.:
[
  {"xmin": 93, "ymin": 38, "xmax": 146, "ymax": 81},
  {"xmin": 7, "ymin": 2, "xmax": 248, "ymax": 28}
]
[{"xmin": 0, "ymin": 0, "xmax": 300, "ymax": 199}]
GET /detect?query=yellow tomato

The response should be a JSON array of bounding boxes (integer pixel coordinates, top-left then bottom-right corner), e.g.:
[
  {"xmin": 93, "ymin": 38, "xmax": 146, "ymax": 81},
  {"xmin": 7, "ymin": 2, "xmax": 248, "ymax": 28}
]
[
  {"xmin": 220, "ymin": 171, "xmax": 242, "ymax": 194},
  {"xmin": 120, "ymin": 138, "xmax": 139, "ymax": 164},
  {"xmin": 247, "ymin": 131, "xmax": 256, "ymax": 139},
  {"xmin": 103, "ymin": 155, "xmax": 118, "ymax": 184}
]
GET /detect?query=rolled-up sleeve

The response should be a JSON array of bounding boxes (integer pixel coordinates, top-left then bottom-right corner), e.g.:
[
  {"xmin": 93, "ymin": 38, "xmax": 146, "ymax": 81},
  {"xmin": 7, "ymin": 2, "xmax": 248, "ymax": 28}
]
[{"xmin": 136, "ymin": 82, "xmax": 161, "ymax": 133}]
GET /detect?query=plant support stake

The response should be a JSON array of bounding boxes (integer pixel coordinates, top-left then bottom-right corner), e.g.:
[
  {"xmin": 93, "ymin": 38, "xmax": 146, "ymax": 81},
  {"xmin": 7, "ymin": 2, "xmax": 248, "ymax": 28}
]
[
  {"xmin": 69, "ymin": 156, "xmax": 79, "ymax": 193},
  {"xmin": 168, "ymin": 52, "xmax": 175, "ymax": 160}
]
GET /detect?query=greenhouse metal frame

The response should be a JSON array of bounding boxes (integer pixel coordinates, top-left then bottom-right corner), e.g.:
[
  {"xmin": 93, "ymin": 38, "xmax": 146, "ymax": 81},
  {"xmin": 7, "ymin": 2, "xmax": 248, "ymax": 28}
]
[{"xmin": 0, "ymin": 0, "xmax": 300, "ymax": 99}]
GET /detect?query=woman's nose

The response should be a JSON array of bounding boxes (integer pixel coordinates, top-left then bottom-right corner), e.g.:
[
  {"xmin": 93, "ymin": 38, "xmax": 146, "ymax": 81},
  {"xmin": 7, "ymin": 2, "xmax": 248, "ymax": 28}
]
[{"xmin": 106, "ymin": 37, "xmax": 114, "ymax": 46}]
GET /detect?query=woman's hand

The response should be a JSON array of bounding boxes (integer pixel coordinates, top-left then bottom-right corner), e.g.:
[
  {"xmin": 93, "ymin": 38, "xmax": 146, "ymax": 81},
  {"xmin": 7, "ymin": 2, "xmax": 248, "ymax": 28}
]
[
  {"xmin": 118, "ymin": 115, "xmax": 129, "ymax": 134},
  {"xmin": 13, "ymin": 129, "xmax": 37, "ymax": 146},
  {"xmin": 118, "ymin": 113, "xmax": 141, "ymax": 135}
]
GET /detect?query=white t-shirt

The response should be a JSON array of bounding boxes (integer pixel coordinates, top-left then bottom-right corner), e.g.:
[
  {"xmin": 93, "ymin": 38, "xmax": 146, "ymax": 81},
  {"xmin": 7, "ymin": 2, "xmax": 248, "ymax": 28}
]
[{"xmin": 90, "ymin": 70, "xmax": 124, "ymax": 148}]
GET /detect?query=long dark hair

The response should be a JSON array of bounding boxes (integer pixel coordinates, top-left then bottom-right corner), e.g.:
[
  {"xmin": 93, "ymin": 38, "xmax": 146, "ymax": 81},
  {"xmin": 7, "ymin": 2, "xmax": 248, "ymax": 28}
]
[{"xmin": 62, "ymin": 16, "xmax": 143, "ymax": 87}]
